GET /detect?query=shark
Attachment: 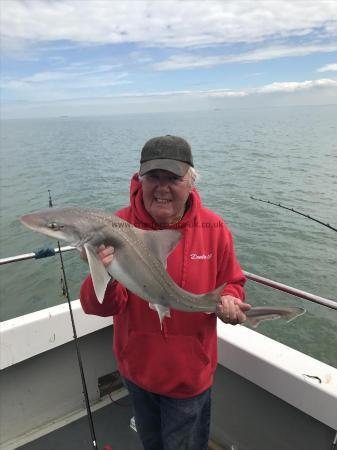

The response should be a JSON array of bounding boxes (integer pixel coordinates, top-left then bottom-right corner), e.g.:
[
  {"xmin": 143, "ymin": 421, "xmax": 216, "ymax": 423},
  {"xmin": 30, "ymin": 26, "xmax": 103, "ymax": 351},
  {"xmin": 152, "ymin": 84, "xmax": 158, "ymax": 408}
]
[
  {"xmin": 245, "ymin": 306, "xmax": 305, "ymax": 328},
  {"xmin": 20, "ymin": 207, "xmax": 305, "ymax": 326}
]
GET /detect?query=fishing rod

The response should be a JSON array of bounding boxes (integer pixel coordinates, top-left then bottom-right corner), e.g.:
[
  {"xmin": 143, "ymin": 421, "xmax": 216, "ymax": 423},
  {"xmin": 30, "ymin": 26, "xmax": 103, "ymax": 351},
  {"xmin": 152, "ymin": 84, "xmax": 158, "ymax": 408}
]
[
  {"xmin": 0, "ymin": 245, "xmax": 75, "ymax": 265},
  {"xmin": 57, "ymin": 241, "xmax": 99, "ymax": 449},
  {"xmin": 3, "ymin": 247, "xmax": 336, "ymax": 310},
  {"xmin": 49, "ymin": 193, "xmax": 99, "ymax": 450},
  {"xmin": 250, "ymin": 196, "xmax": 337, "ymax": 232}
]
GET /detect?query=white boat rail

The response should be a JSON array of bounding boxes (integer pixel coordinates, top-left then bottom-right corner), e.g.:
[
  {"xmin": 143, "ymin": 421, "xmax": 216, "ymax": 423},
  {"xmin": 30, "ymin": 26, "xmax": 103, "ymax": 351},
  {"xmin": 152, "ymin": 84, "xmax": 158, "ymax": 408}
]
[
  {"xmin": 1, "ymin": 246, "xmax": 337, "ymax": 311},
  {"xmin": 0, "ymin": 245, "xmax": 76, "ymax": 264}
]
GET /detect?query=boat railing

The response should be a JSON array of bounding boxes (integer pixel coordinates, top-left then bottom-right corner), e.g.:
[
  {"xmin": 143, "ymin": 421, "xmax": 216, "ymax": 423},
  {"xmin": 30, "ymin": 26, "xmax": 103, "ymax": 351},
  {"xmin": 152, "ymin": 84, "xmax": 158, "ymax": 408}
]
[
  {"xmin": 244, "ymin": 271, "xmax": 337, "ymax": 310},
  {"xmin": 1, "ymin": 245, "xmax": 337, "ymax": 311}
]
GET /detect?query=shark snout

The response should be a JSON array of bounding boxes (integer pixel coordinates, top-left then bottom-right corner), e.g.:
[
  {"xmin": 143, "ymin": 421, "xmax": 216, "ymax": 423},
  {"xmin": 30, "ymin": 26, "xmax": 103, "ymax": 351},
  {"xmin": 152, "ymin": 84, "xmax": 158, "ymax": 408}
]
[{"xmin": 20, "ymin": 214, "xmax": 40, "ymax": 230}]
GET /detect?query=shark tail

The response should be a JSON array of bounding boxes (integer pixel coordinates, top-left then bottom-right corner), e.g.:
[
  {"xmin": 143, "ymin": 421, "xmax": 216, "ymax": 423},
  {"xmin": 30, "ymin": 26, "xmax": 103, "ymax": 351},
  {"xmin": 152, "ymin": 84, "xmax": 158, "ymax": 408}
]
[{"xmin": 283, "ymin": 307, "xmax": 306, "ymax": 322}]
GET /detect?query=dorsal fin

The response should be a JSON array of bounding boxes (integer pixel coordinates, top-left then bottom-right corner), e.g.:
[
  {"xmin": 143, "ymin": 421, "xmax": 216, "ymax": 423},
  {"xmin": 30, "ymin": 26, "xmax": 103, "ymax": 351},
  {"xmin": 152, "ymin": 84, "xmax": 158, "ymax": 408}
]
[{"xmin": 136, "ymin": 228, "xmax": 182, "ymax": 267}]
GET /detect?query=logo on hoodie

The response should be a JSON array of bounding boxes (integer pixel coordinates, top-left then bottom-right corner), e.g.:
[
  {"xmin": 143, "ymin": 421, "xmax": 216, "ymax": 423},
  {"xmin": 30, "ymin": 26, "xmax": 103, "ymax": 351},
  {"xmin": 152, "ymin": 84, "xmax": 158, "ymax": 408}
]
[{"xmin": 190, "ymin": 253, "xmax": 213, "ymax": 260}]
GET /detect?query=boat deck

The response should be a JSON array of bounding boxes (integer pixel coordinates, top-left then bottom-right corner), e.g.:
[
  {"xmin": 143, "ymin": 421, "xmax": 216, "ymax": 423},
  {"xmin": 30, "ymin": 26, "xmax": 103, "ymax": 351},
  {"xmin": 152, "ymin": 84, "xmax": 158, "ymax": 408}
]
[
  {"xmin": 2, "ymin": 316, "xmax": 336, "ymax": 450},
  {"xmin": 18, "ymin": 396, "xmax": 142, "ymax": 450}
]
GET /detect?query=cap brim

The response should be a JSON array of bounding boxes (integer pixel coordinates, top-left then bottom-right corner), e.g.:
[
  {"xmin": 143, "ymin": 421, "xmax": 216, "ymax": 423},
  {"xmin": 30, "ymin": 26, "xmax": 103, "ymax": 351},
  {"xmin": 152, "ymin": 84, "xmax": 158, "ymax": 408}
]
[{"xmin": 139, "ymin": 159, "xmax": 190, "ymax": 177}]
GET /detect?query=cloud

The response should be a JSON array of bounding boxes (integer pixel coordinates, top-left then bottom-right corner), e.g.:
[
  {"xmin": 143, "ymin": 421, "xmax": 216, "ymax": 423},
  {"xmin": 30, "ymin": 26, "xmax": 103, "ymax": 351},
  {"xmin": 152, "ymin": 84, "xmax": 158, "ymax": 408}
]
[
  {"xmin": 318, "ymin": 63, "xmax": 337, "ymax": 72},
  {"xmin": 1, "ymin": 63, "xmax": 132, "ymax": 102},
  {"xmin": 153, "ymin": 44, "xmax": 337, "ymax": 70},
  {"xmin": 1, "ymin": 0, "xmax": 337, "ymax": 52},
  {"xmin": 3, "ymin": 71, "xmax": 336, "ymax": 104},
  {"xmin": 3, "ymin": 77, "xmax": 336, "ymax": 119},
  {"xmin": 2, "ymin": 1, "xmax": 337, "ymax": 116},
  {"xmin": 255, "ymin": 78, "xmax": 337, "ymax": 93},
  {"xmin": 42, "ymin": 78, "xmax": 337, "ymax": 100},
  {"xmin": 199, "ymin": 78, "xmax": 337, "ymax": 97},
  {"xmin": 203, "ymin": 90, "xmax": 248, "ymax": 98}
]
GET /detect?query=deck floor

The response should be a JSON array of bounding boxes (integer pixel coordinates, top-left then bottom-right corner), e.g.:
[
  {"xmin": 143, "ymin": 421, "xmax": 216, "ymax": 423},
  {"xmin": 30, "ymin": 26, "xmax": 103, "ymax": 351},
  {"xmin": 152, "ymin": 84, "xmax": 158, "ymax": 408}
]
[{"xmin": 18, "ymin": 396, "xmax": 143, "ymax": 450}]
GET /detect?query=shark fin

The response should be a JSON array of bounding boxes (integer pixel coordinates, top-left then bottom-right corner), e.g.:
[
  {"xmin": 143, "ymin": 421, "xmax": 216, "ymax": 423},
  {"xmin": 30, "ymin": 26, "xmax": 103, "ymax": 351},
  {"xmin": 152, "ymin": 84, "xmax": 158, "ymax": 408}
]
[
  {"xmin": 136, "ymin": 229, "xmax": 182, "ymax": 268},
  {"xmin": 284, "ymin": 308, "xmax": 306, "ymax": 322},
  {"xmin": 84, "ymin": 243, "xmax": 112, "ymax": 303},
  {"xmin": 149, "ymin": 303, "xmax": 171, "ymax": 326},
  {"xmin": 246, "ymin": 314, "xmax": 281, "ymax": 329}
]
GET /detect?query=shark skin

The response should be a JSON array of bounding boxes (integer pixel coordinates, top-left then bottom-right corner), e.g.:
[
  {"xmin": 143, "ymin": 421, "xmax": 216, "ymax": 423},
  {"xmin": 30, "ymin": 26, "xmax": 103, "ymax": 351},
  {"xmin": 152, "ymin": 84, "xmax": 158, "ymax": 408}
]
[
  {"xmin": 20, "ymin": 207, "xmax": 225, "ymax": 323},
  {"xmin": 20, "ymin": 207, "xmax": 306, "ymax": 326}
]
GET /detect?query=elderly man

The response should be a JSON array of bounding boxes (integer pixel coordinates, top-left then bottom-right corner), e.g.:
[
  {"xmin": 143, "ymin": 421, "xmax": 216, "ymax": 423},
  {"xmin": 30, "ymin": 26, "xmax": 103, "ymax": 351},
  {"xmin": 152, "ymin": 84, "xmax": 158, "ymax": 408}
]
[{"xmin": 80, "ymin": 135, "xmax": 250, "ymax": 450}]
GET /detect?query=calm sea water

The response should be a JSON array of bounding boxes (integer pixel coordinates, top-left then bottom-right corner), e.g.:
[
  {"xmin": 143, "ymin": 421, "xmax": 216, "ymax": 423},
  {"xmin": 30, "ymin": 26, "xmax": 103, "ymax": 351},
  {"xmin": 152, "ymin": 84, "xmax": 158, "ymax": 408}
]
[{"xmin": 1, "ymin": 105, "xmax": 336, "ymax": 367}]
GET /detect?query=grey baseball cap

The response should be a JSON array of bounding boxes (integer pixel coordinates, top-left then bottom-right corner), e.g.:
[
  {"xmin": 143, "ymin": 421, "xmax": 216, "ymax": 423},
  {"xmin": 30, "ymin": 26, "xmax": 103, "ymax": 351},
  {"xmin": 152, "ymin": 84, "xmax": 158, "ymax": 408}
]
[{"xmin": 139, "ymin": 135, "xmax": 194, "ymax": 177}]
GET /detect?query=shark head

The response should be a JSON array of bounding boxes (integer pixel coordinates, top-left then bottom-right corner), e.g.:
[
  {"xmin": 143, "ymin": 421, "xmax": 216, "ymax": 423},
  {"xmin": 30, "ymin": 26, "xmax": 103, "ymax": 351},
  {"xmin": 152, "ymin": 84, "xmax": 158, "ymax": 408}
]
[{"xmin": 20, "ymin": 207, "xmax": 104, "ymax": 247}]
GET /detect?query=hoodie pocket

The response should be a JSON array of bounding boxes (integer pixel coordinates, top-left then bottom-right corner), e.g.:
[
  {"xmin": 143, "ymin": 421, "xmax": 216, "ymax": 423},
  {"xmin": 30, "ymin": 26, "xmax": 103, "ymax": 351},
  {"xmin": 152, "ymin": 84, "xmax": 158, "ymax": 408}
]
[{"xmin": 120, "ymin": 331, "xmax": 211, "ymax": 396}]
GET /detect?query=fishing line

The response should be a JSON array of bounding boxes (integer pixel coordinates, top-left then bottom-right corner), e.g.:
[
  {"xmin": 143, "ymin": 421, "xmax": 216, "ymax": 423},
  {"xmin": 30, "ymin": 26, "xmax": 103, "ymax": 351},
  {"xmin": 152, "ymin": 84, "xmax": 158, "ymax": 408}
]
[
  {"xmin": 49, "ymin": 192, "xmax": 99, "ymax": 450},
  {"xmin": 250, "ymin": 196, "xmax": 337, "ymax": 232}
]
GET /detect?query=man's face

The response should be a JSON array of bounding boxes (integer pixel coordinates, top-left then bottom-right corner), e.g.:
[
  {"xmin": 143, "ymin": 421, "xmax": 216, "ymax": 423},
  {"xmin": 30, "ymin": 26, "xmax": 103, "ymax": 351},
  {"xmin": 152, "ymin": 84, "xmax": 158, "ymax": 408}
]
[{"xmin": 141, "ymin": 169, "xmax": 192, "ymax": 225}]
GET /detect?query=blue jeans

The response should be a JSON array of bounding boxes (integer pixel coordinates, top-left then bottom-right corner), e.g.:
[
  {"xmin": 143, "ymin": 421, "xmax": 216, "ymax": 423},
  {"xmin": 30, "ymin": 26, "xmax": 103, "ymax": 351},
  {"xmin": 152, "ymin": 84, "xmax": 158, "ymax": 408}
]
[{"xmin": 124, "ymin": 378, "xmax": 211, "ymax": 450}]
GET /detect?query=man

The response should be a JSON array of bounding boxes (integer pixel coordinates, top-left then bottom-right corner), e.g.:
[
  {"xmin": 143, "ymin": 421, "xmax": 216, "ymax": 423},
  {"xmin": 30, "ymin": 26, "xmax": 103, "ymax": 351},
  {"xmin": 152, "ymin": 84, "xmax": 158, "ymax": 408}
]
[{"xmin": 80, "ymin": 135, "xmax": 250, "ymax": 450}]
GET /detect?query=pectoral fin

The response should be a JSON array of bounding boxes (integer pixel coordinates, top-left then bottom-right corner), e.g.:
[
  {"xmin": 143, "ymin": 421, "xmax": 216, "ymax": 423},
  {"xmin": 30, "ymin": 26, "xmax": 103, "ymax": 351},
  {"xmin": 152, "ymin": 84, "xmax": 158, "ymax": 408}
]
[{"xmin": 84, "ymin": 243, "xmax": 111, "ymax": 303}]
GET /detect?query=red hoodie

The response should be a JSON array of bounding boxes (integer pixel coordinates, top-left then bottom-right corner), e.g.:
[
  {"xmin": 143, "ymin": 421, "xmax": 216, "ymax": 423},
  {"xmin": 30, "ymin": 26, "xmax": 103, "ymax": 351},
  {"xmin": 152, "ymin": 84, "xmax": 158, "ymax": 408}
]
[{"xmin": 80, "ymin": 174, "xmax": 246, "ymax": 398}]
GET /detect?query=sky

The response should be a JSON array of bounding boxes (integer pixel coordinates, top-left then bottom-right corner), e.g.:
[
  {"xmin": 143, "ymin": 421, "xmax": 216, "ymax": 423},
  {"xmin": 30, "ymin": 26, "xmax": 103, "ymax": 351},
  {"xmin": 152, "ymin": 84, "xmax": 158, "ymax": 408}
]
[{"xmin": 1, "ymin": 0, "xmax": 337, "ymax": 118}]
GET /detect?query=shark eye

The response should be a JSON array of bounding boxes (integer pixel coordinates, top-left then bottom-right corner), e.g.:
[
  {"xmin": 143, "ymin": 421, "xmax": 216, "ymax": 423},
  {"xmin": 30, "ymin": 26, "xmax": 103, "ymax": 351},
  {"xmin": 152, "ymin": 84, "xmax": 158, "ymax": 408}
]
[{"xmin": 48, "ymin": 222, "xmax": 63, "ymax": 230}]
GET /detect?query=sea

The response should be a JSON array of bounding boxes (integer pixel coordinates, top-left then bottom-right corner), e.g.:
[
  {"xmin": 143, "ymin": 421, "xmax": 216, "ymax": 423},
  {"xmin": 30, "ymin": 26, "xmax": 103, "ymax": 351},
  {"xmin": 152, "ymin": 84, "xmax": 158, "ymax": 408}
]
[{"xmin": 1, "ymin": 105, "xmax": 336, "ymax": 367}]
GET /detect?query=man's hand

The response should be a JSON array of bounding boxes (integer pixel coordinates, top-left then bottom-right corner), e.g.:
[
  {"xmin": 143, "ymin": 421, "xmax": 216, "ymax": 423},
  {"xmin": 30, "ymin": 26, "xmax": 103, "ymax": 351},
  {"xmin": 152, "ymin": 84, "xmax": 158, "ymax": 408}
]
[
  {"xmin": 216, "ymin": 295, "xmax": 251, "ymax": 325},
  {"xmin": 80, "ymin": 245, "xmax": 115, "ymax": 267}
]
